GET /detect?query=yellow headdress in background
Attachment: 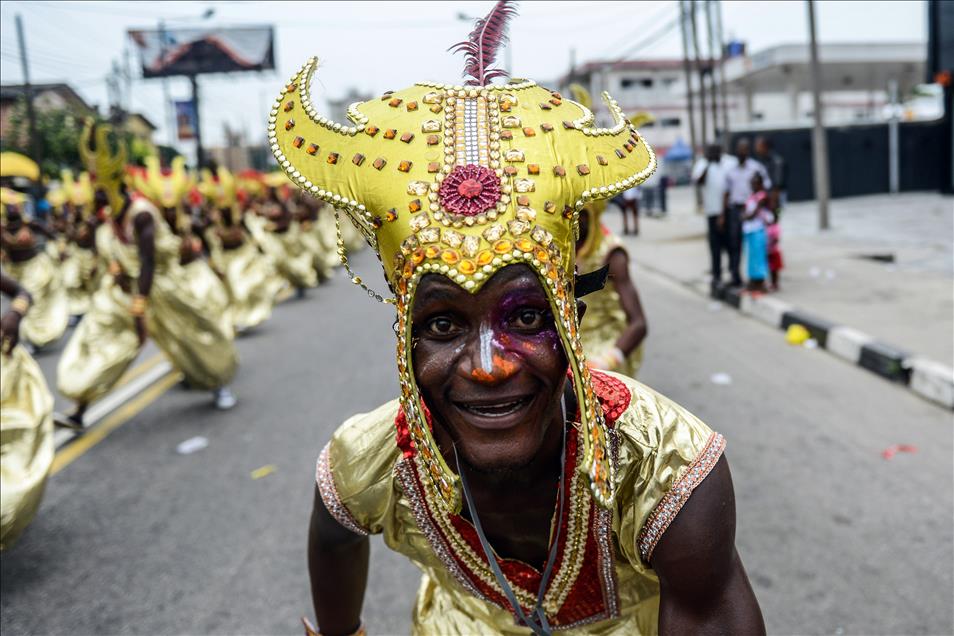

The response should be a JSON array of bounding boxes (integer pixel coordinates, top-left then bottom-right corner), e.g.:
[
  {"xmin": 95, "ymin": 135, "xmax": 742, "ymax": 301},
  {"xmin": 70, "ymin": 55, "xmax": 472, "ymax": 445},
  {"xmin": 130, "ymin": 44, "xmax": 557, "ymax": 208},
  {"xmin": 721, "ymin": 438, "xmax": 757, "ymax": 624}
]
[
  {"xmin": 1, "ymin": 186, "xmax": 26, "ymax": 221},
  {"xmin": 60, "ymin": 169, "xmax": 94, "ymax": 213},
  {"xmin": 79, "ymin": 120, "xmax": 127, "ymax": 215},
  {"xmin": 199, "ymin": 166, "xmax": 240, "ymax": 223},
  {"xmin": 269, "ymin": 3, "xmax": 655, "ymax": 511},
  {"xmin": 134, "ymin": 156, "xmax": 191, "ymax": 230}
]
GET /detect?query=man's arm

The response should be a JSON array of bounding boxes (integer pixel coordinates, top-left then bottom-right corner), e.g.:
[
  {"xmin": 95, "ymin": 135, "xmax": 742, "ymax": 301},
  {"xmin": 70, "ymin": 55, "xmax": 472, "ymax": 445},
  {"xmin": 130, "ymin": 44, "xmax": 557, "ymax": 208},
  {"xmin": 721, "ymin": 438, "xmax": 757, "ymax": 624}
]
[
  {"xmin": 308, "ymin": 485, "xmax": 369, "ymax": 636},
  {"xmin": 607, "ymin": 248, "xmax": 647, "ymax": 356},
  {"xmin": 652, "ymin": 456, "xmax": 765, "ymax": 635}
]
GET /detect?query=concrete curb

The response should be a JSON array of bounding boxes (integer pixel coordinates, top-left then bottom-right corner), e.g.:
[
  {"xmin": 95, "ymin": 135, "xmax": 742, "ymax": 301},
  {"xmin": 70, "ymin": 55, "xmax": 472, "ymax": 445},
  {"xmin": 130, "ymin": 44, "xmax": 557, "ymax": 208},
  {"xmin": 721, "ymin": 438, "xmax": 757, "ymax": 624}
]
[{"xmin": 708, "ymin": 285, "xmax": 953, "ymax": 409}]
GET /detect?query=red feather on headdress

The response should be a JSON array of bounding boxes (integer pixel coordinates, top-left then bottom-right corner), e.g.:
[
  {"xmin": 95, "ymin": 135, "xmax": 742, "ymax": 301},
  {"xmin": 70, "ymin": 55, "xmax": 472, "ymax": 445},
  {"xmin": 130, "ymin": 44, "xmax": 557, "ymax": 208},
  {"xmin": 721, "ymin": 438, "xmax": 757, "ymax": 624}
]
[{"xmin": 449, "ymin": 1, "xmax": 518, "ymax": 86}]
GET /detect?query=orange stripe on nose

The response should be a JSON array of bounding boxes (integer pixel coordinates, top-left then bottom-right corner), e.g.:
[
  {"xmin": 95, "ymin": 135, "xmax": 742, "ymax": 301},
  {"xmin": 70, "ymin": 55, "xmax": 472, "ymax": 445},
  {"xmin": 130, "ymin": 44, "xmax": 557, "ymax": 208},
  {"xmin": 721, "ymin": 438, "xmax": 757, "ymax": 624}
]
[{"xmin": 470, "ymin": 354, "xmax": 518, "ymax": 384}]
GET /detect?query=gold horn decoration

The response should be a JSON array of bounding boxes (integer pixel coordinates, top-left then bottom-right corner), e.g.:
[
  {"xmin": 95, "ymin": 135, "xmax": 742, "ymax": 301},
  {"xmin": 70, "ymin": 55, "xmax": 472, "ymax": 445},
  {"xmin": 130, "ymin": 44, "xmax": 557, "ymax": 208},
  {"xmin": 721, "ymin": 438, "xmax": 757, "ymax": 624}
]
[
  {"xmin": 79, "ymin": 119, "xmax": 127, "ymax": 215},
  {"xmin": 568, "ymin": 83, "xmax": 593, "ymax": 111}
]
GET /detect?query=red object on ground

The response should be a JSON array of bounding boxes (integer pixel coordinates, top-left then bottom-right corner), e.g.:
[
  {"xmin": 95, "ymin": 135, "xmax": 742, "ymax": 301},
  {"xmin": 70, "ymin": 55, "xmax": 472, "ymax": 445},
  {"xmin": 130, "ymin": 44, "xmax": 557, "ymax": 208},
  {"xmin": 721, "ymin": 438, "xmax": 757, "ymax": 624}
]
[{"xmin": 881, "ymin": 444, "xmax": 918, "ymax": 460}]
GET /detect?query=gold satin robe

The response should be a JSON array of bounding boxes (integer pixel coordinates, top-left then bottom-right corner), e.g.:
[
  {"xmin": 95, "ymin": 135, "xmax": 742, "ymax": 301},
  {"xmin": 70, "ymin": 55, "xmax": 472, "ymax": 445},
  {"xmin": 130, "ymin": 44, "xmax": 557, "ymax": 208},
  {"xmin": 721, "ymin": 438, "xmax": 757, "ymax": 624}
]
[
  {"xmin": 578, "ymin": 230, "xmax": 643, "ymax": 378},
  {"xmin": 58, "ymin": 200, "xmax": 238, "ymax": 402},
  {"xmin": 3, "ymin": 250, "xmax": 69, "ymax": 348},
  {"xmin": 60, "ymin": 244, "xmax": 101, "ymax": 317},
  {"xmin": 207, "ymin": 231, "xmax": 283, "ymax": 331},
  {"xmin": 256, "ymin": 220, "xmax": 318, "ymax": 290},
  {"xmin": 1, "ymin": 345, "xmax": 54, "ymax": 550},
  {"xmin": 317, "ymin": 372, "xmax": 724, "ymax": 635}
]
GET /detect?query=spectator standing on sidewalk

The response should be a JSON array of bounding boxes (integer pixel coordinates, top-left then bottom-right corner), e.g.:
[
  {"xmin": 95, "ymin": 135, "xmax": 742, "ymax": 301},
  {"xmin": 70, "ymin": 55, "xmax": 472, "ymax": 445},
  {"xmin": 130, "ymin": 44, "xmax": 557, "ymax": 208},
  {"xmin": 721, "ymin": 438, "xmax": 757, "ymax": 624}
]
[
  {"xmin": 755, "ymin": 136, "xmax": 787, "ymax": 212},
  {"xmin": 742, "ymin": 173, "xmax": 772, "ymax": 293},
  {"xmin": 692, "ymin": 144, "xmax": 730, "ymax": 294},
  {"xmin": 722, "ymin": 138, "xmax": 771, "ymax": 288},
  {"xmin": 619, "ymin": 184, "xmax": 641, "ymax": 235}
]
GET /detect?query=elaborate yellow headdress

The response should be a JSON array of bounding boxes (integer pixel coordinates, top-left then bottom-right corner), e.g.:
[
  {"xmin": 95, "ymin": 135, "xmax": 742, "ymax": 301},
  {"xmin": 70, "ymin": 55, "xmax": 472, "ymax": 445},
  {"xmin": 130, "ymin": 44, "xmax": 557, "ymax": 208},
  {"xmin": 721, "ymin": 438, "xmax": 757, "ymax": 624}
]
[
  {"xmin": 79, "ymin": 119, "xmax": 127, "ymax": 215},
  {"xmin": 60, "ymin": 169, "xmax": 94, "ymax": 212},
  {"xmin": 133, "ymin": 156, "xmax": 191, "ymax": 231},
  {"xmin": 270, "ymin": 3, "xmax": 655, "ymax": 510}
]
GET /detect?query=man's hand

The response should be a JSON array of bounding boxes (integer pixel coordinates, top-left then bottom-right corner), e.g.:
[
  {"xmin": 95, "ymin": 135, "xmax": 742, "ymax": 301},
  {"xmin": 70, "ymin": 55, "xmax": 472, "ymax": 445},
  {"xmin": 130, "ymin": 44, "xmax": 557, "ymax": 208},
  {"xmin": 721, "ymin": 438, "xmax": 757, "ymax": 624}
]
[
  {"xmin": 134, "ymin": 315, "xmax": 148, "ymax": 347},
  {"xmin": 0, "ymin": 309, "xmax": 22, "ymax": 354},
  {"xmin": 717, "ymin": 212, "xmax": 726, "ymax": 231}
]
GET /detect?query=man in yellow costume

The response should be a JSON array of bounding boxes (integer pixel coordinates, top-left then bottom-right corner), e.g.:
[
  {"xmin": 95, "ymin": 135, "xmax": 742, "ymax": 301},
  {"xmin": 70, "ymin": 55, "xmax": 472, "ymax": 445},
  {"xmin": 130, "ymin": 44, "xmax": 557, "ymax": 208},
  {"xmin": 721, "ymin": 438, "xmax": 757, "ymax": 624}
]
[
  {"xmin": 0, "ymin": 271, "xmax": 55, "ymax": 550},
  {"xmin": 288, "ymin": 3, "xmax": 764, "ymax": 634},
  {"xmin": 56, "ymin": 122, "xmax": 239, "ymax": 428}
]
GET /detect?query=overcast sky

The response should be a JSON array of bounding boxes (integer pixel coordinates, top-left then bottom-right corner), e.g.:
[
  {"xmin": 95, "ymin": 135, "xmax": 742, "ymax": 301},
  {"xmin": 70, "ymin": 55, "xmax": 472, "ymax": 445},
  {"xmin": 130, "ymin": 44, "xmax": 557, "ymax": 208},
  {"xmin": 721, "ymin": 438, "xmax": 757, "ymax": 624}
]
[{"xmin": 0, "ymin": 1, "xmax": 927, "ymax": 149}]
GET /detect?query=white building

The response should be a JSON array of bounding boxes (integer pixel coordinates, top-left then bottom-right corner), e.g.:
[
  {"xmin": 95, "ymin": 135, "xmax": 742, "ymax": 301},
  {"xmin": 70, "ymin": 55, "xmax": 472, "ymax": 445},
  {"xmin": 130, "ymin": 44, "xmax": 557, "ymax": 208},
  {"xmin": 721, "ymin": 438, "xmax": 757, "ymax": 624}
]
[{"xmin": 559, "ymin": 41, "xmax": 930, "ymax": 155}]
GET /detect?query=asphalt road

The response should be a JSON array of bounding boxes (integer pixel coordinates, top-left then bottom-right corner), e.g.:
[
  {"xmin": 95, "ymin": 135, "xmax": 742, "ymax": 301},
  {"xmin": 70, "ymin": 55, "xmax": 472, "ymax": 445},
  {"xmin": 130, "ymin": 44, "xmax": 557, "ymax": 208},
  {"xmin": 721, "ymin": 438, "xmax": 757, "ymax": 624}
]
[{"xmin": 2, "ymin": 245, "xmax": 951, "ymax": 636}]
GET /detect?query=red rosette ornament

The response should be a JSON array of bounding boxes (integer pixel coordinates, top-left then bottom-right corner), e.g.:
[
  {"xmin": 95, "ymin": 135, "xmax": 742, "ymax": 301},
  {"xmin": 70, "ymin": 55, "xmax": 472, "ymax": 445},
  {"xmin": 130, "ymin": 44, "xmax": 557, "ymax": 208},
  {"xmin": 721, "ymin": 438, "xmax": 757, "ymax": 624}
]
[{"xmin": 438, "ymin": 164, "xmax": 501, "ymax": 217}]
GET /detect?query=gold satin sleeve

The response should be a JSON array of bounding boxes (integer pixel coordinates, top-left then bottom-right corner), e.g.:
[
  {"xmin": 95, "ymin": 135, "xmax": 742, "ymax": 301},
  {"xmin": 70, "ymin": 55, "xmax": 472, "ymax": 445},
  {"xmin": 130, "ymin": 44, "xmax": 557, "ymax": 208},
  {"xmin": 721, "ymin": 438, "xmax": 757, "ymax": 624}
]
[
  {"xmin": 315, "ymin": 400, "xmax": 402, "ymax": 535},
  {"xmin": 608, "ymin": 373, "xmax": 725, "ymax": 569}
]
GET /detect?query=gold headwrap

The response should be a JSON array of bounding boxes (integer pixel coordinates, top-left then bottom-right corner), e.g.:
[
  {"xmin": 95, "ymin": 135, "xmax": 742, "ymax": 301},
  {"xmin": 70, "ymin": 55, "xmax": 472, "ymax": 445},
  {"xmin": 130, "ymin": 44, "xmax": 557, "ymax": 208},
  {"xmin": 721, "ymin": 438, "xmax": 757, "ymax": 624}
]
[
  {"xmin": 270, "ymin": 38, "xmax": 655, "ymax": 510},
  {"xmin": 79, "ymin": 120, "xmax": 127, "ymax": 216},
  {"xmin": 199, "ymin": 166, "xmax": 240, "ymax": 224}
]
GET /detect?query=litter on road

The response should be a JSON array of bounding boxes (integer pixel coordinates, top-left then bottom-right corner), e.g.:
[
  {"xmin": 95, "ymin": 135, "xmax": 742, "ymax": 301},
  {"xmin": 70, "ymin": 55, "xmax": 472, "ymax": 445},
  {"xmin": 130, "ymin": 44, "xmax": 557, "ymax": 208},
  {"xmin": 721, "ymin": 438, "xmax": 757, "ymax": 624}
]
[{"xmin": 176, "ymin": 436, "xmax": 209, "ymax": 455}]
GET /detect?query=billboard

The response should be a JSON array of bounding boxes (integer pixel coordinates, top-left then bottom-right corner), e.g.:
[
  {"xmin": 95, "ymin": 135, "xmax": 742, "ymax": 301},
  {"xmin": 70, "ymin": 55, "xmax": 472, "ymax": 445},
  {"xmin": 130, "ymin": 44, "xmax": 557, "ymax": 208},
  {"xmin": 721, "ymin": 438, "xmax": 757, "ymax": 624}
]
[
  {"xmin": 128, "ymin": 26, "xmax": 275, "ymax": 78},
  {"xmin": 175, "ymin": 100, "xmax": 198, "ymax": 141}
]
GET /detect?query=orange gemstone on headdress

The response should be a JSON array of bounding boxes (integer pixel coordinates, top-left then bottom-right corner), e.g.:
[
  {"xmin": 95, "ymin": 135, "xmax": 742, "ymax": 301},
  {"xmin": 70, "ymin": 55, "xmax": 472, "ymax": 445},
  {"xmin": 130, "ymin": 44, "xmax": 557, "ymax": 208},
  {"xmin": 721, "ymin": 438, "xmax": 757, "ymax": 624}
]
[
  {"xmin": 306, "ymin": 143, "xmax": 318, "ymax": 155},
  {"xmin": 500, "ymin": 130, "xmax": 513, "ymax": 140},
  {"xmin": 577, "ymin": 164, "xmax": 590, "ymax": 176},
  {"xmin": 373, "ymin": 157, "xmax": 387, "ymax": 170},
  {"xmin": 615, "ymin": 149, "xmax": 625, "ymax": 159},
  {"xmin": 401, "ymin": 132, "xmax": 414, "ymax": 143},
  {"xmin": 426, "ymin": 135, "xmax": 439, "ymax": 145},
  {"xmin": 285, "ymin": 83, "xmax": 295, "ymax": 93},
  {"xmin": 384, "ymin": 129, "xmax": 397, "ymax": 139},
  {"xmin": 284, "ymin": 100, "xmax": 294, "ymax": 112},
  {"xmin": 388, "ymin": 98, "xmax": 403, "ymax": 107},
  {"xmin": 403, "ymin": 262, "xmax": 414, "ymax": 278},
  {"xmin": 527, "ymin": 164, "xmax": 540, "ymax": 175},
  {"xmin": 292, "ymin": 136, "xmax": 304, "ymax": 148},
  {"xmin": 398, "ymin": 160, "xmax": 412, "ymax": 172},
  {"xmin": 534, "ymin": 248, "xmax": 549, "ymax": 262},
  {"xmin": 493, "ymin": 239, "xmax": 512, "ymax": 254},
  {"xmin": 597, "ymin": 155, "xmax": 608, "ymax": 166},
  {"xmin": 285, "ymin": 119, "xmax": 295, "ymax": 131},
  {"xmin": 386, "ymin": 209, "xmax": 398, "ymax": 222},
  {"xmin": 441, "ymin": 249, "xmax": 460, "ymax": 265},
  {"xmin": 411, "ymin": 248, "xmax": 426, "ymax": 264},
  {"xmin": 427, "ymin": 162, "xmax": 440, "ymax": 173},
  {"xmin": 522, "ymin": 127, "xmax": 536, "ymax": 137},
  {"xmin": 425, "ymin": 244, "xmax": 441, "ymax": 259},
  {"xmin": 516, "ymin": 238, "xmax": 534, "ymax": 252},
  {"xmin": 503, "ymin": 166, "xmax": 517, "ymax": 176},
  {"xmin": 352, "ymin": 153, "xmax": 366, "ymax": 166},
  {"xmin": 563, "ymin": 205, "xmax": 574, "ymax": 218},
  {"xmin": 549, "ymin": 98, "xmax": 562, "ymax": 106},
  {"xmin": 553, "ymin": 166, "xmax": 566, "ymax": 177},
  {"xmin": 562, "ymin": 120, "xmax": 574, "ymax": 129},
  {"xmin": 517, "ymin": 195, "xmax": 530, "ymax": 206},
  {"xmin": 476, "ymin": 250, "xmax": 494, "ymax": 266},
  {"xmin": 406, "ymin": 101, "xmax": 418, "ymax": 111},
  {"xmin": 365, "ymin": 126, "xmax": 380, "ymax": 137},
  {"xmin": 459, "ymin": 260, "xmax": 477, "ymax": 275},
  {"xmin": 327, "ymin": 153, "xmax": 339, "ymax": 164},
  {"xmin": 408, "ymin": 199, "xmax": 422, "ymax": 212}
]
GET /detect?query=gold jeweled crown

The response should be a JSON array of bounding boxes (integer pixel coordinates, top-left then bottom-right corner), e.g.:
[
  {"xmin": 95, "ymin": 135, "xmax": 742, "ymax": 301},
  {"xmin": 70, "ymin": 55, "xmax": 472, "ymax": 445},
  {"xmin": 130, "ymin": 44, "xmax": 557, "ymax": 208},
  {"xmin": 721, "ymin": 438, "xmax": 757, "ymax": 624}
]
[{"xmin": 269, "ymin": 4, "xmax": 655, "ymax": 510}]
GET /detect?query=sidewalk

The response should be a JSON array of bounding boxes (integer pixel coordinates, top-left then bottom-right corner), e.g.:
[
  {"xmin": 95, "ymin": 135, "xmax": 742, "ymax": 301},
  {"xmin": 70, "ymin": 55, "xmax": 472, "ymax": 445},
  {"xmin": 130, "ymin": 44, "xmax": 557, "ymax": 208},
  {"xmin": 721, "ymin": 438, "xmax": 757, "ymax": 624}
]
[{"xmin": 607, "ymin": 186, "xmax": 954, "ymax": 405}]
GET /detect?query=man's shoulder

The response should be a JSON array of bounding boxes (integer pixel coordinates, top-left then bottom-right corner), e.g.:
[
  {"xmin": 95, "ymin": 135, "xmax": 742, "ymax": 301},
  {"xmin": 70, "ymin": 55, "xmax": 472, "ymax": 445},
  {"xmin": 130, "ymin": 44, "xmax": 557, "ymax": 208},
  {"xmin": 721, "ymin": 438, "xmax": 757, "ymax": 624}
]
[{"xmin": 329, "ymin": 398, "xmax": 403, "ymax": 464}]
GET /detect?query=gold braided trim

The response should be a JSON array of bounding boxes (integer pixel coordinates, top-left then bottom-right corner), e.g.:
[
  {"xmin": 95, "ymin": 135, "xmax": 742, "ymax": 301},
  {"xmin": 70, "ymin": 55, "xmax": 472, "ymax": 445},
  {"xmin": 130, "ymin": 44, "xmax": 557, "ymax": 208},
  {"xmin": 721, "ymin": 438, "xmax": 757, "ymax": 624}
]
[{"xmin": 637, "ymin": 432, "xmax": 726, "ymax": 563}]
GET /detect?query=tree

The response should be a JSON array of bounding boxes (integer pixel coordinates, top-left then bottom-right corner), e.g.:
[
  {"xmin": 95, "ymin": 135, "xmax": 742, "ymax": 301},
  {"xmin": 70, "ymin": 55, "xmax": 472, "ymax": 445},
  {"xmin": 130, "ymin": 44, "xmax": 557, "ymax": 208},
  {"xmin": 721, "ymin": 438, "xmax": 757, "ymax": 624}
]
[{"xmin": 1, "ymin": 100, "xmax": 91, "ymax": 178}]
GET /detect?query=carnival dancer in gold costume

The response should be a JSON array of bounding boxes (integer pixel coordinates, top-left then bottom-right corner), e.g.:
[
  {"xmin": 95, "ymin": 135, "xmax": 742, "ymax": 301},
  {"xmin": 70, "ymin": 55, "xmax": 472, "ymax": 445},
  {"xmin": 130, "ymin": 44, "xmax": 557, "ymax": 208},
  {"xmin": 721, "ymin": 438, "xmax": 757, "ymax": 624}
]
[
  {"xmin": 576, "ymin": 201, "xmax": 647, "ymax": 377},
  {"xmin": 201, "ymin": 167, "xmax": 283, "ymax": 332},
  {"xmin": 0, "ymin": 190, "xmax": 69, "ymax": 350},
  {"xmin": 56, "ymin": 122, "xmax": 238, "ymax": 427},
  {"xmin": 292, "ymin": 191, "xmax": 335, "ymax": 284},
  {"xmin": 256, "ymin": 175, "xmax": 318, "ymax": 296},
  {"xmin": 53, "ymin": 170, "xmax": 102, "ymax": 320},
  {"xmin": 272, "ymin": 4, "xmax": 763, "ymax": 634},
  {"xmin": 0, "ymin": 271, "xmax": 55, "ymax": 550}
]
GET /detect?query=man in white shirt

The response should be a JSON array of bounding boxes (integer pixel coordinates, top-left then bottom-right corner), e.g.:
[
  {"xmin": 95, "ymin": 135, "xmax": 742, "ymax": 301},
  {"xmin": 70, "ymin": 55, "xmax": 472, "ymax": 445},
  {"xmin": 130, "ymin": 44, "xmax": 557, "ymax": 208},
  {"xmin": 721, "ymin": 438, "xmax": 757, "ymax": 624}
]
[
  {"xmin": 721, "ymin": 138, "xmax": 770, "ymax": 287},
  {"xmin": 692, "ymin": 144, "xmax": 730, "ymax": 292}
]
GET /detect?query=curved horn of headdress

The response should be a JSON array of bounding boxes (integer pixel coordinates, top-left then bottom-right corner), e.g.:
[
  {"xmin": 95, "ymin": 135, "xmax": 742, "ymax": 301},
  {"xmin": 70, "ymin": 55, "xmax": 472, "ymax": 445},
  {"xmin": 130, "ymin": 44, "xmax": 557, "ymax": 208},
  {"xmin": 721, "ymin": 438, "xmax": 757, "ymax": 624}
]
[
  {"xmin": 79, "ymin": 119, "xmax": 128, "ymax": 214},
  {"xmin": 267, "ymin": 57, "xmax": 382, "ymax": 247},
  {"xmin": 568, "ymin": 83, "xmax": 593, "ymax": 111},
  {"xmin": 568, "ymin": 92, "xmax": 656, "ymax": 205}
]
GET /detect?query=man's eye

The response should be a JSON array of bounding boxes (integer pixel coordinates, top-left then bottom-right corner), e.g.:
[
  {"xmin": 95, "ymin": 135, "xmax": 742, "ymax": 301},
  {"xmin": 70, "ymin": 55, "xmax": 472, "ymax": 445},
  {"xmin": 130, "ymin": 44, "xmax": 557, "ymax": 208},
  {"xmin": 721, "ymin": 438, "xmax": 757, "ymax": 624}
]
[
  {"xmin": 513, "ymin": 309, "xmax": 545, "ymax": 330},
  {"xmin": 425, "ymin": 317, "xmax": 458, "ymax": 336}
]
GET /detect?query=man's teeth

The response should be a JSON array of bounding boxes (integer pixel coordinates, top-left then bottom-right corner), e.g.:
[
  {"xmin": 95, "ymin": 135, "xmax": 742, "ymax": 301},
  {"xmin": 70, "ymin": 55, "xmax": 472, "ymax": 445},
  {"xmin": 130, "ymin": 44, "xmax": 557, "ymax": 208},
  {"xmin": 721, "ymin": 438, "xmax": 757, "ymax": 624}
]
[{"xmin": 465, "ymin": 399, "xmax": 526, "ymax": 415}]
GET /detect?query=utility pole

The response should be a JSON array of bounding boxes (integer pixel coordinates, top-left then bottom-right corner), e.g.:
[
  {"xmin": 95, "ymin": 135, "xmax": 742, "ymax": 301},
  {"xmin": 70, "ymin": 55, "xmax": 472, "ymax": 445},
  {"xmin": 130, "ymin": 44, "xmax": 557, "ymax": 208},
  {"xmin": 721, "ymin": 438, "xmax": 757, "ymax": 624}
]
[
  {"xmin": 887, "ymin": 79, "xmax": 900, "ymax": 194},
  {"xmin": 704, "ymin": 0, "xmax": 721, "ymax": 143},
  {"xmin": 15, "ymin": 14, "xmax": 42, "ymax": 194},
  {"xmin": 689, "ymin": 1, "xmax": 708, "ymax": 146},
  {"xmin": 807, "ymin": 0, "xmax": 830, "ymax": 229},
  {"xmin": 159, "ymin": 20, "xmax": 175, "ymax": 147},
  {"xmin": 715, "ymin": 0, "xmax": 731, "ymax": 150},
  {"xmin": 679, "ymin": 0, "xmax": 698, "ymax": 157},
  {"xmin": 190, "ymin": 75, "xmax": 204, "ymax": 169}
]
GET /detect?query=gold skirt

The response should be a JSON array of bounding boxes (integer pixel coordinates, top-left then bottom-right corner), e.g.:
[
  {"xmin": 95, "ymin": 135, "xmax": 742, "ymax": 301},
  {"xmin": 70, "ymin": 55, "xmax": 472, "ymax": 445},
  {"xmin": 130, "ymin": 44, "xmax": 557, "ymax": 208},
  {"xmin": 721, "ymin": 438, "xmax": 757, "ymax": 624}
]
[
  {"xmin": 214, "ymin": 241, "xmax": 283, "ymax": 330},
  {"xmin": 257, "ymin": 224, "xmax": 318, "ymax": 289},
  {"xmin": 61, "ymin": 245, "xmax": 101, "ymax": 316},
  {"xmin": 4, "ymin": 252, "xmax": 70, "ymax": 348},
  {"xmin": 1, "ymin": 345, "xmax": 54, "ymax": 550},
  {"xmin": 149, "ymin": 264, "xmax": 238, "ymax": 390},
  {"xmin": 57, "ymin": 279, "xmax": 140, "ymax": 404}
]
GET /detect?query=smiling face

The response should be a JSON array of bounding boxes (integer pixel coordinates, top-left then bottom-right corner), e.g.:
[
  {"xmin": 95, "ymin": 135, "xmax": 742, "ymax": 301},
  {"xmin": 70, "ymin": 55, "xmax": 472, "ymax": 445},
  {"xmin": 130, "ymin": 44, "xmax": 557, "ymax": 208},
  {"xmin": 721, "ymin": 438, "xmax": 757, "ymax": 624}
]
[{"xmin": 411, "ymin": 264, "xmax": 569, "ymax": 473}]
